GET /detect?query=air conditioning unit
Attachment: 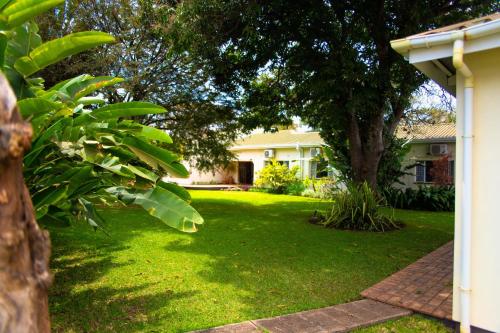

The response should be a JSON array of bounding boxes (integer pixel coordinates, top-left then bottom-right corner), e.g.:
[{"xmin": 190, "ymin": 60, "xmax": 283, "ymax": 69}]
[
  {"xmin": 430, "ymin": 144, "xmax": 448, "ymax": 156},
  {"xmin": 264, "ymin": 149, "xmax": 275, "ymax": 158},
  {"xmin": 310, "ymin": 147, "xmax": 321, "ymax": 157}
]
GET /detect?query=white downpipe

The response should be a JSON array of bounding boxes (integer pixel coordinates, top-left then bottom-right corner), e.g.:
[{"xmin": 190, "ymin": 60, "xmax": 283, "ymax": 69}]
[{"xmin": 453, "ymin": 36, "xmax": 474, "ymax": 333}]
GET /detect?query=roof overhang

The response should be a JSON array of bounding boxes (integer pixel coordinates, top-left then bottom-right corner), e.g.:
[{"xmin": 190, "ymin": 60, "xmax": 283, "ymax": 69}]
[
  {"xmin": 229, "ymin": 143, "xmax": 323, "ymax": 151},
  {"xmin": 391, "ymin": 14, "xmax": 500, "ymax": 96},
  {"xmin": 409, "ymin": 138, "xmax": 456, "ymax": 144}
]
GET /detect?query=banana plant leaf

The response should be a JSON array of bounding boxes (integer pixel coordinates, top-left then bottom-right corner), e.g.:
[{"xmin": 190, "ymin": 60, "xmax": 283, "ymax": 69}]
[
  {"xmin": 2, "ymin": 0, "xmax": 65, "ymax": 28},
  {"xmin": 14, "ymin": 31, "xmax": 115, "ymax": 76},
  {"xmin": 107, "ymin": 186, "xmax": 203, "ymax": 232}
]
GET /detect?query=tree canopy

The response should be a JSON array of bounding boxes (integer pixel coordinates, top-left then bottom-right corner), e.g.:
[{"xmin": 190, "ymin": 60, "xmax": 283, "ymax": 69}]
[
  {"xmin": 38, "ymin": 0, "xmax": 242, "ymax": 171},
  {"xmin": 173, "ymin": 0, "xmax": 495, "ymax": 188},
  {"xmin": 0, "ymin": 0, "xmax": 203, "ymax": 232}
]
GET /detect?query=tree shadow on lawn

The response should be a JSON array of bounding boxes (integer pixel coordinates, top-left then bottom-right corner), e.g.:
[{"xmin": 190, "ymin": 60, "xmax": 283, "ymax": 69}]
[
  {"xmin": 44, "ymin": 208, "xmax": 200, "ymax": 333},
  {"xmin": 162, "ymin": 195, "xmax": 454, "ymax": 331},
  {"xmin": 43, "ymin": 194, "xmax": 454, "ymax": 333}
]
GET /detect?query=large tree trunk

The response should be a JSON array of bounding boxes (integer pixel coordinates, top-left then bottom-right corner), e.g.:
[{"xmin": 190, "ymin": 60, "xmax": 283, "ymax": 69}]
[
  {"xmin": 348, "ymin": 111, "xmax": 385, "ymax": 190},
  {"xmin": 0, "ymin": 74, "xmax": 52, "ymax": 332}
]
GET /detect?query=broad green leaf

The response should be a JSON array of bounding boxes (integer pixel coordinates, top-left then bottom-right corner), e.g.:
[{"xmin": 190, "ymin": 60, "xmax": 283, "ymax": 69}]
[
  {"xmin": 14, "ymin": 31, "xmax": 115, "ymax": 77},
  {"xmin": 157, "ymin": 181, "xmax": 191, "ymax": 202},
  {"xmin": 73, "ymin": 76, "xmax": 124, "ymax": 99},
  {"xmin": 2, "ymin": 0, "xmax": 64, "ymax": 28},
  {"xmin": 125, "ymin": 164, "xmax": 159, "ymax": 182},
  {"xmin": 73, "ymin": 102, "xmax": 166, "ymax": 125},
  {"xmin": 0, "ymin": 0, "xmax": 12, "ymax": 11},
  {"xmin": 18, "ymin": 97, "xmax": 61, "ymax": 118},
  {"xmin": 97, "ymin": 156, "xmax": 135, "ymax": 178},
  {"xmin": 79, "ymin": 198, "xmax": 108, "ymax": 234},
  {"xmin": 76, "ymin": 96, "xmax": 106, "ymax": 106},
  {"xmin": 5, "ymin": 22, "xmax": 41, "ymax": 62},
  {"xmin": 107, "ymin": 186, "xmax": 203, "ymax": 232},
  {"xmin": 122, "ymin": 136, "xmax": 189, "ymax": 178},
  {"xmin": 32, "ymin": 185, "xmax": 68, "ymax": 213},
  {"xmin": 139, "ymin": 125, "xmax": 173, "ymax": 143},
  {"xmin": 49, "ymin": 74, "xmax": 123, "ymax": 100}
]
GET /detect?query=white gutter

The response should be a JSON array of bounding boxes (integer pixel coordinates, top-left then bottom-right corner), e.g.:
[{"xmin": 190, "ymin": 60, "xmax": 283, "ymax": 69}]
[
  {"xmin": 391, "ymin": 18, "xmax": 500, "ymax": 55},
  {"xmin": 452, "ymin": 33, "xmax": 474, "ymax": 333}
]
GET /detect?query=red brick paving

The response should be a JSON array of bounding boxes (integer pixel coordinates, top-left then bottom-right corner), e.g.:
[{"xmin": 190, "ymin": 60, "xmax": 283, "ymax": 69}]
[{"xmin": 361, "ymin": 241, "xmax": 453, "ymax": 320}]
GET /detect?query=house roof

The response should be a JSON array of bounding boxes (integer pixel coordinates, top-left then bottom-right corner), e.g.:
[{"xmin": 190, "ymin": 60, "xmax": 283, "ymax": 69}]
[
  {"xmin": 231, "ymin": 124, "xmax": 456, "ymax": 150},
  {"xmin": 230, "ymin": 129, "xmax": 324, "ymax": 150},
  {"xmin": 408, "ymin": 13, "xmax": 500, "ymax": 39},
  {"xmin": 396, "ymin": 123, "xmax": 456, "ymax": 143},
  {"xmin": 391, "ymin": 13, "xmax": 500, "ymax": 96}
]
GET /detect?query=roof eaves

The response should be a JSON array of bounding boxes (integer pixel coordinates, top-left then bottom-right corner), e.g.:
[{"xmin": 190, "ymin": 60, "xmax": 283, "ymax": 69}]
[
  {"xmin": 229, "ymin": 143, "xmax": 323, "ymax": 151},
  {"xmin": 409, "ymin": 137, "xmax": 456, "ymax": 144},
  {"xmin": 391, "ymin": 14, "xmax": 500, "ymax": 56}
]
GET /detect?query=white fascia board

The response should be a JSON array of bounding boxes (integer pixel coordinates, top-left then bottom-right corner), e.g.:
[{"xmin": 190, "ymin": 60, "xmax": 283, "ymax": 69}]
[
  {"xmin": 409, "ymin": 44, "xmax": 453, "ymax": 64},
  {"xmin": 464, "ymin": 33, "xmax": 500, "ymax": 54},
  {"xmin": 407, "ymin": 33, "xmax": 500, "ymax": 63}
]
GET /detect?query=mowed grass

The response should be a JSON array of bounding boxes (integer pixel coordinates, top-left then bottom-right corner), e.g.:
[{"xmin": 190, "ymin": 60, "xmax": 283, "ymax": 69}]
[
  {"xmin": 355, "ymin": 315, "xmax": 453, "ymax": 332},
  {"xmin": 46, "ymin": 190, "xmax": 454, "ymax": 332}
]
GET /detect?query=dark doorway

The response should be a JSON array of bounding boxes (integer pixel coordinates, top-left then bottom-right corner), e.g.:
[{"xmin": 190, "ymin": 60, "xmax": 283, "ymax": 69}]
[{"xmin": 238, "ymin": 162, "xmax": 254, "ymax": 184}]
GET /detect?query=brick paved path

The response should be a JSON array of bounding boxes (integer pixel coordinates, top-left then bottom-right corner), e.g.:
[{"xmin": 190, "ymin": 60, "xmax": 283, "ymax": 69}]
[
  {"xmin": 361, "ymin": 241, "xmax": 453, "ymax": 320},
  {"xmin": 191, "ymin": 299, "xmax": 410, "ymax": 333}
]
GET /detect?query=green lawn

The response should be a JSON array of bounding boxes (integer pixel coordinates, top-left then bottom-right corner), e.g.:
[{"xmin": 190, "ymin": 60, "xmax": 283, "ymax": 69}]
[
  {"xmin": 355, "ymin": 315, "xmax": 452, "ymax": 333},
  {"xmin": 46, "ymin": 190, "xmax": 454, "ymax": 332}
]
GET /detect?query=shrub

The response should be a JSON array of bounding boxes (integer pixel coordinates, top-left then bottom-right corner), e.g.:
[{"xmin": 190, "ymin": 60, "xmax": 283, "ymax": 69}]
[
  {"xmin": 255, "ymin": 159, "xmax": 300, "ymax": 194},
  {"xmin": 286, "ymin": 181, "xmax": 306, "ymax": 196},
  {"xmin": 429, "ymin": 155, "xmax": 454, "ymax": 186},
  {"xmin": 301, "ymin": 177, "xmax": 338, "ymax": 199},
  {"xmin": 323, "ymin": 182, "xmax": 400, "ymax": 232},
  {"xmin": 382, "ymin": 186, "xmax": 454, "ymax": 212}
]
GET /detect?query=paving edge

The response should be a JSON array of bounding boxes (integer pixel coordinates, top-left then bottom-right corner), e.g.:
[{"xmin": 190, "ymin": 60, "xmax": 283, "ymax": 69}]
[{"xmin": 189, "ymin": 300, "xmax": 412, "ymax": 333}]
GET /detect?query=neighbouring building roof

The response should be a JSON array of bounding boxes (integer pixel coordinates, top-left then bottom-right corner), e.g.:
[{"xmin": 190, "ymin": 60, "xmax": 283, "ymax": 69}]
[
  {"xmin": 231, "ymin": 124, "xmax": 456, "ymax": 150},
  {"xmin": 230, "ymin": 129, "xmax": 324, "ymax": 150},
  {"xmin": 396, "ymin": 123, "xmax": 456, "ymax": 143}
]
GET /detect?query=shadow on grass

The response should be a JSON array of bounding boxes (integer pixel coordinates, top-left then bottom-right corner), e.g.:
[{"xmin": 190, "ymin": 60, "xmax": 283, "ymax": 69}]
[
  {"xmin": 44, "ymin": 192, "xmax": 454, "ymax": 332},
  {"xmin": 44, "ymin": 209, "xmax": 199, "ymax": 333}
]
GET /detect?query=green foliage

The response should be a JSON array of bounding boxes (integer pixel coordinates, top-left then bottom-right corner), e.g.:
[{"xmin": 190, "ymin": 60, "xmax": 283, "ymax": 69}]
[
  {"xmin": 0, "ymin": 0, "xmax": 203, "ymax": 232},
  {"xmin": 377, "ymin": 137, "xmax": 412, "ymax": 189},
  {"xmin": 174, "ymin": 0, "xmax": 494, "ymax": 187},
  {"xmin": 324, "ymin": 182, "xmax": 400, "ymax": 232},
  {"xmin": 254, "ymin": 159, "xmax": 300, "ymax": 194},
  {"xmin": 301, "ymin": 176, "xmax": 337, "ymax": 200},
  {"xmin": 37, "ymin": 0, "xmax": 242, "ymax": 171},
  {"xmin": 382, "ymin": 186, "xmax": 455, "ymax": 212},
  {"xmin": 286, "ymin": 181, "xmax": 305, "ymax": 196}
]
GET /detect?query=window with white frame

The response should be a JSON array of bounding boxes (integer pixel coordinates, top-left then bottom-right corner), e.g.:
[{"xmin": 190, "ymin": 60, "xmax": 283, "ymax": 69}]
[
  {"xmin": 310, "ymin": 158, "xmax": 329, "ymax": 179},
  {"xmin": 415, "ymin": 160, "xmax": 455, "ymax": 183}
]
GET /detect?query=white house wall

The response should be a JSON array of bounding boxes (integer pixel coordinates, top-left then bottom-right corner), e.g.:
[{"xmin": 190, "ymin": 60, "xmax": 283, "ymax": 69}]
[
  {"xmin": 234, "ymin": 147, "xmax": 316, "ymax": 183},
  {"xmin": 398, "ymin": 142, "xmax": 456, "ymax": 189},
  {"xmin": 166, "ymin": 147, "xmax": 321, "ymax": 185},
  {"xmin": 453, "ymin": 47, "xmax": 500, "ymax": 332}
]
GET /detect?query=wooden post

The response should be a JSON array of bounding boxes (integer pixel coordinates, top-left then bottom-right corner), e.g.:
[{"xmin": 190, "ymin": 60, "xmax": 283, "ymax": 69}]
[{"xmin": 0, "ymin": 73, "xmax": 52, "ymax": 332}]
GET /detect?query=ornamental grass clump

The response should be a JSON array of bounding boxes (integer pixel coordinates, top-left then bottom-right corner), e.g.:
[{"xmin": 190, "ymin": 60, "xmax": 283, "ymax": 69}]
[{"xmin": 324, "ymin": 182, "xmax": 400, "ymax": 232}]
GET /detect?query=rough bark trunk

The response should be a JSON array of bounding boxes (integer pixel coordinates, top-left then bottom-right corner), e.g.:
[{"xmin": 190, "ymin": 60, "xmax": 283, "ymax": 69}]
[
  {"xmin": 348, "ymin": 111, "xmax": 385, "ymax": 190},
  {"xmin": 0, "ymin": 74, "xmax": 52, "ymax": 332}
]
